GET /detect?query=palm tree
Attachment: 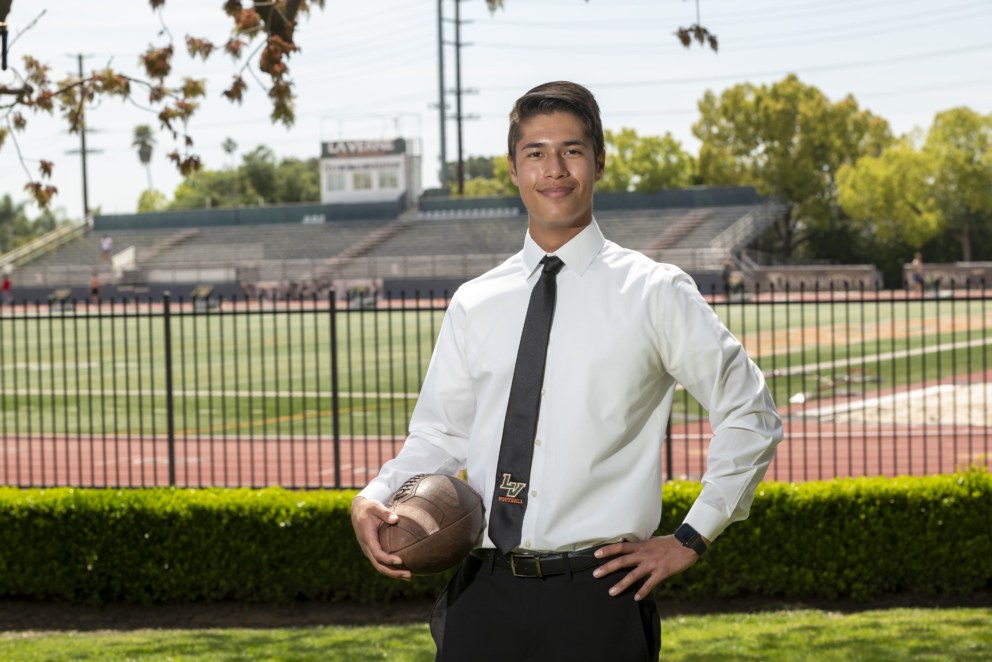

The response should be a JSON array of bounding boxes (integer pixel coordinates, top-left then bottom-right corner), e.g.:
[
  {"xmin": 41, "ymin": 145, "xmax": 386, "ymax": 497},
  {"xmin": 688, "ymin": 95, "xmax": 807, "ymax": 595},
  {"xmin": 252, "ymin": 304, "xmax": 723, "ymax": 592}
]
[
  {"xmin": 132, "ymin": 125, "xmax": 155, "ymax": 191},
  {"xmin": 222, "ymin": 137, "xmax": 238, "ymax": 169}
]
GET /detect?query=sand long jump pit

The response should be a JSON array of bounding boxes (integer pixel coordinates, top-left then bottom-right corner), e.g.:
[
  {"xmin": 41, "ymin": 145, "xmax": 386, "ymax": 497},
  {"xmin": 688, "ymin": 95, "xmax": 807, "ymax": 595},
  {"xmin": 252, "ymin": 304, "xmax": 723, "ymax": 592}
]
[{"xmin": 796, "ymin": 382, "xmax": 992, "ymax": 427}]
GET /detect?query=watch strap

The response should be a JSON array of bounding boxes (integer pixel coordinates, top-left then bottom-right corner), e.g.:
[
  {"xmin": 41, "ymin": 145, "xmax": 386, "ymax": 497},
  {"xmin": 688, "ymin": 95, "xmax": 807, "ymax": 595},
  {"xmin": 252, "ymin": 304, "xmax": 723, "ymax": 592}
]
[{"xmin": 674, "ymin": 523, "xmax": 707, "ymax": 557}]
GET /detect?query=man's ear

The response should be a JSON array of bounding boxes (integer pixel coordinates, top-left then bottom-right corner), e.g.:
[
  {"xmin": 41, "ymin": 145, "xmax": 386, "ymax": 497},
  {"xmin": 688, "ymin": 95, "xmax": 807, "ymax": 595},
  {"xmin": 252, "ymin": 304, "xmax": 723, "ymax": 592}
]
[
  {"xmin": 507, "ymin": 155, "xmax": 519, "ymax": 186},
  {"xmin": 595, "ymin": 150, "xmax": 606, "ymax": 181}
]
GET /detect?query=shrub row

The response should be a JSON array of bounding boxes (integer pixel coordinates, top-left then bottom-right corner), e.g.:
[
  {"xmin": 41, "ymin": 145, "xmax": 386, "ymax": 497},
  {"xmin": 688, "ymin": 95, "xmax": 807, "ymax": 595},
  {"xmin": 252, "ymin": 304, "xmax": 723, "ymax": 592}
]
[{"xmin": 0, "ymin": 470, "xmax": 988, "ymax": 605}]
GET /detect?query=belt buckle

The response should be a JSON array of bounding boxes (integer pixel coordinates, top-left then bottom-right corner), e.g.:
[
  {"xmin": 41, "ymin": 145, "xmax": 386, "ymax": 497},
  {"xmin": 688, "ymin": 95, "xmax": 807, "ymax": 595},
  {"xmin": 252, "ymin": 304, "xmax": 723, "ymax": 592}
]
[{"xmin": 509, "ymin": 553, "xmax": 542, "ymax": 578}]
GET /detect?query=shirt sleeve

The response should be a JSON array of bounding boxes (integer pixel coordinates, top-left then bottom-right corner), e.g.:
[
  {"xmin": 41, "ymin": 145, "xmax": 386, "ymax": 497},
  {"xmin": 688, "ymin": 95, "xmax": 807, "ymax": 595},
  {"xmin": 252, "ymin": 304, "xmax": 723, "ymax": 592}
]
[
  {"xmin": 656, "ymin": 270, "xmax": 783, "ymax": 542},
  {"xmin": 357, "ymin": 299, "xmax": 476, "ymax": 504}
]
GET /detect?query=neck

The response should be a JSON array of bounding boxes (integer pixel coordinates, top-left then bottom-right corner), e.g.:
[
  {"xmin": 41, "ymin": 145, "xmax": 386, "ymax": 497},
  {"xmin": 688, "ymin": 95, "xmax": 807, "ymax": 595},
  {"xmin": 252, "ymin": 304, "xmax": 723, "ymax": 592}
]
[{"xmin": 528, "ymin": 217, "xmax": 591, "ymax": 253}]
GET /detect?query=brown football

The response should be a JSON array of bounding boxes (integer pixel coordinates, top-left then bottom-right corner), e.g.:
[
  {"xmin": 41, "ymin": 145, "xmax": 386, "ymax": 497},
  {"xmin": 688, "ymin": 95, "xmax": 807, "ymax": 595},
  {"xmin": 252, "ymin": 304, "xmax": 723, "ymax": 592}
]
[{"xmin": 378, "ymin": 473, "xmax": 484, "ymax": 575}]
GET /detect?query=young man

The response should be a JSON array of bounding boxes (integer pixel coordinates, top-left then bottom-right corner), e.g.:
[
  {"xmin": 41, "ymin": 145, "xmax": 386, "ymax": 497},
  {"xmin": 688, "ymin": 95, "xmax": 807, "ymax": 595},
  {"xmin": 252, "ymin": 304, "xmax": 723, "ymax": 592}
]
[{"xmin": 352, "ymin": 81, "xmax": 782, "ymax": 661}]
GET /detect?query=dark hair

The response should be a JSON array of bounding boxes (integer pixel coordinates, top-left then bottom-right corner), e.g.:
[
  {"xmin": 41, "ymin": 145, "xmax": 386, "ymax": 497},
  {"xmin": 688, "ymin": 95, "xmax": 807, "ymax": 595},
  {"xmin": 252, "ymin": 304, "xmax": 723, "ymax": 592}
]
[{"xmin": 507, "ymin": 81, "xmax": 604, "ymax": 161}]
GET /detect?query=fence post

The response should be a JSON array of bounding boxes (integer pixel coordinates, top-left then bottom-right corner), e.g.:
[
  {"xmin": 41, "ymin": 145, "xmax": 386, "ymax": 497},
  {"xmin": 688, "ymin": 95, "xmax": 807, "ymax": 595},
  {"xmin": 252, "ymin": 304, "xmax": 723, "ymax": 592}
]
[
  {"xmin": 330, "ymin": 290, "xmax": 341, "ymax": 489},
  {"xmin": 664, "ymin": 417, "xmax": 673, "ymax": 482},
  {"xmin": 163, "ymin": 292, "xmax": 176, "ymax": 486}
]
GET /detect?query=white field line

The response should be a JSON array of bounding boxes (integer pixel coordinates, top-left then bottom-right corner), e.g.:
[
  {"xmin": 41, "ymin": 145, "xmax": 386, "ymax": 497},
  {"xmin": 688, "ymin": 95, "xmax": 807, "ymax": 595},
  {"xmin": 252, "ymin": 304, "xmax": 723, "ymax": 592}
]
[
  {"xmin": 764, "ymin": 337, "xmax": 992, "ymax": 379},
  {"xmin": 0, "ymin": 388, "xmax": 419, "ymax": 399},
  {"xmin": 3, "ymin": 338, "xmax": 990, "ymax": 400}
]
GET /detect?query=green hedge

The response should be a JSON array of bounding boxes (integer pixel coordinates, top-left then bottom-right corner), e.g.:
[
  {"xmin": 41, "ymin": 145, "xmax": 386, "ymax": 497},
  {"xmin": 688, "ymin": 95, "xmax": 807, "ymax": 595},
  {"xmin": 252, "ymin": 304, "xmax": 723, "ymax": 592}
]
[
  {"xmin": 657, "ymin": 470, "xmax": 992, "ymax": 601},
  {"xmin": 0, "ymin": 471, "xmax": 989, "ymax": 605}
]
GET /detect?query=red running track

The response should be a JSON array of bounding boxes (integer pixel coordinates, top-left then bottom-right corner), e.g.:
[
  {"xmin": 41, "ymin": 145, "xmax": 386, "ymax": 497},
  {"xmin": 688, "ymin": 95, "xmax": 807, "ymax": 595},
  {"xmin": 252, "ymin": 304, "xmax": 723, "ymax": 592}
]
[{"xmin": 1, "ymin": 422, "xmax": 989, "ymax": 489}]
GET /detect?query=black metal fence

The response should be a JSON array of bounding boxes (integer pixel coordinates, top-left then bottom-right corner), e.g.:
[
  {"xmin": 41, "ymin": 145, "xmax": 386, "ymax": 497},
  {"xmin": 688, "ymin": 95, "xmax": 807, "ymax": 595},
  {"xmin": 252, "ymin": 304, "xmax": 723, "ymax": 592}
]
[{"xmin": 1, "ymin": 282, "xmax": 989, "ymax": 489}]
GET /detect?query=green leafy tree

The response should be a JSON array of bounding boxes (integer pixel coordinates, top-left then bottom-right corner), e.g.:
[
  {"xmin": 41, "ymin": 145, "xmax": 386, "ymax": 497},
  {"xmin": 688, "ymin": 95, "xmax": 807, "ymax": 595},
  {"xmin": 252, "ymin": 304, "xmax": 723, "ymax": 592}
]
[
  {"xmin": 924, "ymin": 107, "xmax": 992, "ymax": 261},
  {"xmin": 274, "ymin": 157, "xmax": 320, "ymax": 203},
  {"xmin": 137, "ymin": 189, "xmax": 169, "ymax": 213},
  {"xmin": 599, "ymin": 128, "xmax": 695, "ymax": 193},
  {"xmin": 0, "ymin": 195, "xmax": 28, "ymax": 253},
  {"xmin": 839, "ymin": 108, "xmax": 992, "ymax": 263},
  {"xmin": 241, "ymin": 146, "xmax": 279, "ymax": 202},
  {"xmin": 693, "ymin": 74, "xmax": 892, "ymax": 260},
  {"xmin": 448, "ymin": 156, "xmax": 497, "ymax": 181},
  {"xmin": 0, "ymin": 194, "xmax": 60, "ymax": 252},
  {"xmin": 171, "ymin": 169, "xmax": 258, "ymax": 209},
  {"xmin": 837, "ymin": 139, "xmax": 940, "ymax": 249},
  {"xmin": 454, "ymin": 156, "xmax": 515, "ymax": 197},
  {"xmin": 169, "ymin": 145, "xmax": 319, "ymax": 208}
]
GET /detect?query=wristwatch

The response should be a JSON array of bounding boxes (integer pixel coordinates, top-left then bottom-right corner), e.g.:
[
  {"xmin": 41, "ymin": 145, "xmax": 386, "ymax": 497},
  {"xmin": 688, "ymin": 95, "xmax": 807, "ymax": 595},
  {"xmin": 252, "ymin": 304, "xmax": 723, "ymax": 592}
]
[{"xmin": 674, "ymin": 523, "xmax": 707, "ymax": 557}]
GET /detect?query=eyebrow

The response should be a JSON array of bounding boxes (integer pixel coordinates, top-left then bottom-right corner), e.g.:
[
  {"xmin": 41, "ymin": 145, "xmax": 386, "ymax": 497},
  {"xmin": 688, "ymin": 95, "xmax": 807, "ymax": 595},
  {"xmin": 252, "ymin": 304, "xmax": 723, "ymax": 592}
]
[{"xmin": 520, "ymin": 139, "xmax": 589, "ymax": 151}]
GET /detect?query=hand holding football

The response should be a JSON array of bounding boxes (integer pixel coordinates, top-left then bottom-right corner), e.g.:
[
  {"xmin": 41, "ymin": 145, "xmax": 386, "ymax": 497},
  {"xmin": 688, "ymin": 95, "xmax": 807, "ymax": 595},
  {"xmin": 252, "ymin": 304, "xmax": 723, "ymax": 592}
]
[{"xmin": 378, "ymin": 473, "xmax": 484, "ymax": 574}]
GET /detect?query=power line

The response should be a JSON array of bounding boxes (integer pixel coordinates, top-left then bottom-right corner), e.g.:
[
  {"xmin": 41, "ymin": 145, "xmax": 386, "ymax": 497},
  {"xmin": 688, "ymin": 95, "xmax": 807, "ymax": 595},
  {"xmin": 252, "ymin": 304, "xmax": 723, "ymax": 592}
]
[
  {"xmin": 487, "ymin": 0, "xmax": 914, "ymax": 29},
  {"xmin": 709, "ymin": 0, "xmax": 927, "ymax": 24},
  {"xmin": 480, "ymin": 42, "xmax": 992, "ymax": 91},
  {"xmin": 469, "ymin": 2, "xmax": 990, "ymax": 54},
  {"xmin": 727, "ymin": 3, "xmax": 992, "ymax": 49}
]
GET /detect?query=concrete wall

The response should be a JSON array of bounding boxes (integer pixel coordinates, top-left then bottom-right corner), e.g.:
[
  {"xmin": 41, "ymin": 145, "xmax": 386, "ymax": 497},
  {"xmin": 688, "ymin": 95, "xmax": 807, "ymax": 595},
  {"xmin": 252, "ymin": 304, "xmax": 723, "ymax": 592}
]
[{"xmin": 93, "ymin": 197, "xmax": 405, "ymax": 231}]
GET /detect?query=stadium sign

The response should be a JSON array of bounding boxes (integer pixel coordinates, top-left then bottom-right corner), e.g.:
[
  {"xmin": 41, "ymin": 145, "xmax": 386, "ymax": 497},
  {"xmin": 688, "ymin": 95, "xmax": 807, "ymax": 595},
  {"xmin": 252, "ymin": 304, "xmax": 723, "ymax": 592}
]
[{"xmin": 321, "ymin": 138, "xmax": 406, "ymax": 159}]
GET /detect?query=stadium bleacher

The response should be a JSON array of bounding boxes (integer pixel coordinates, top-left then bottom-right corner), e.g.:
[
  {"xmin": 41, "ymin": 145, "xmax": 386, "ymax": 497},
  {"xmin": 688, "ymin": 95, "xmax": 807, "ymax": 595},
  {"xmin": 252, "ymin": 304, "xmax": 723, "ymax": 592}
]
[{"xmin": 4, "ymin": 187, "xmax": 785, "ymax": 300}]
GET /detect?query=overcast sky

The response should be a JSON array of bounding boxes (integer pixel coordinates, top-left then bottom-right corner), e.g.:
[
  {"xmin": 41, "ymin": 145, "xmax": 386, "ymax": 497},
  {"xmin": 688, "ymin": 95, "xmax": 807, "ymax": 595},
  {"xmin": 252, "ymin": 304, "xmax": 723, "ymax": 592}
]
[{"xmin": 2, "ymin": 0, "xmax": 990, "ymax": 221}]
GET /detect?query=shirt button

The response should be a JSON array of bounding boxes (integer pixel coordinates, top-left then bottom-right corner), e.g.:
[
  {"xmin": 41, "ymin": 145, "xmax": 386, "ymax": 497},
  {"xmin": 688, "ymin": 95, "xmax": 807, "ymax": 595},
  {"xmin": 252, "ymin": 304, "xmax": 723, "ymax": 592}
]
[
  {"xmin": 541, "ymin": 388, "xmax": 546, "ymax": 396},
  {"xmin": 530, "ymin": 490, "xmax": 538, "ymax": 498},
  {"xmin": 523, "ymin": 540, "xmax": 532, "ymax": 549},
  {"xmin": 534, "ymin": 439, "xmax": 542, "ymax": 446}
]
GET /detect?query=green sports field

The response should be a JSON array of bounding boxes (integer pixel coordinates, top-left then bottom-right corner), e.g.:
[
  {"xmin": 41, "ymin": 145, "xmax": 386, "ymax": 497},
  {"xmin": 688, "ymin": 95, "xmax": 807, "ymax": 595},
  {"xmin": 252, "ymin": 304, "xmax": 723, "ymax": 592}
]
[{"xmin": 0, "ymin": 295, "xmax": 989, "ymax": 440}]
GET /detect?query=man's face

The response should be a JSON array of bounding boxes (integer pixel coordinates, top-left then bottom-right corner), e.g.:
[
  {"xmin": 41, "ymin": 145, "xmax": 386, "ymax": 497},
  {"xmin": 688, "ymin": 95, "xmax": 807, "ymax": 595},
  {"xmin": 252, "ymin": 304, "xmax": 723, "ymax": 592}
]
[{"xmin": 508, "ymin": 111, "xmax": 605, "ymax": 251}]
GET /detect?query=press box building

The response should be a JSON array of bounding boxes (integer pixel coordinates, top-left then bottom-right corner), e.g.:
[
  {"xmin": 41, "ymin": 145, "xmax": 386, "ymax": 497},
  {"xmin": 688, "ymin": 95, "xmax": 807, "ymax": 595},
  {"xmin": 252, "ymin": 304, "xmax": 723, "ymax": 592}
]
[{"xmin": 319, "ymin": 138, "xmax": 422, "ymax": 206}]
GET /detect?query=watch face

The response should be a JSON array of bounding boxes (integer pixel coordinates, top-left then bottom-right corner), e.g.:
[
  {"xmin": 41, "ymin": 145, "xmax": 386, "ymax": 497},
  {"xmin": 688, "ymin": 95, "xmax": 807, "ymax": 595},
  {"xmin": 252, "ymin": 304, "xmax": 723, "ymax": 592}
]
[
  {"xmin": 676, "ymin": 524, "xmax": 706, "ymax": 555},
  {"xmin": 676, "ymin": 524, "xmax": 696, "ymax": 544}
]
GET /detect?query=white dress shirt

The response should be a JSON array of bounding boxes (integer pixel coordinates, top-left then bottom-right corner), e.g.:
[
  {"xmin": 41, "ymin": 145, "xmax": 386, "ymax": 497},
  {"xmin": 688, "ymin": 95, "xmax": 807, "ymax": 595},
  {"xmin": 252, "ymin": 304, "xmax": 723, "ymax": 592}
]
[{"xmin": 359, "ymin": 218, "xmax": 783, "ymax": 551}]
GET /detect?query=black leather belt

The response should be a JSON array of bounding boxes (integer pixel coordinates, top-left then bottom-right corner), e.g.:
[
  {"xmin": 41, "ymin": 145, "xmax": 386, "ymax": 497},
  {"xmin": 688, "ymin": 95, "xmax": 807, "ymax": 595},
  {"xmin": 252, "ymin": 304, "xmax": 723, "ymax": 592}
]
[{"xmin": 471, "ymin": 546, "xmax": 605, "ymax": 578}]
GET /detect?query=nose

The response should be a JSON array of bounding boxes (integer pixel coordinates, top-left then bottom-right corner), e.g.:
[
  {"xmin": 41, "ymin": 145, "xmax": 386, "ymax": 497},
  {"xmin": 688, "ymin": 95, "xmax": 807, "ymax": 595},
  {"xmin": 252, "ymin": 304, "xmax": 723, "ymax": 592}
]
[{"xmin": 545, "ymin": 154, "xmax": 569, "ymax": 178}]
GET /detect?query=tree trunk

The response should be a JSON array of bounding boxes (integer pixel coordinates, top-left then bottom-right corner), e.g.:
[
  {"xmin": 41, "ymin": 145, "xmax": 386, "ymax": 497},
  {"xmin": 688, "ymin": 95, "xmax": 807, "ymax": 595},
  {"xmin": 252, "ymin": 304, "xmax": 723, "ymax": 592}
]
[
  {"xmin": 959, "ymin": 216, "xmax": 972, "ymax": 262},
  {"xmin": 776, "ymin": 205, "xmax": 797, "ymax": 261}
]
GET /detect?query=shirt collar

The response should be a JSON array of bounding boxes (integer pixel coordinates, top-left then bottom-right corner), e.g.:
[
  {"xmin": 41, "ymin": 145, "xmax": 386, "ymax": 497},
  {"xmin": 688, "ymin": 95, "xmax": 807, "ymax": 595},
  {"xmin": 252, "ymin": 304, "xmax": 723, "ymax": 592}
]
[{"xmin": 522, "ymin": 217, "xmax": 606, "ymax": 278}]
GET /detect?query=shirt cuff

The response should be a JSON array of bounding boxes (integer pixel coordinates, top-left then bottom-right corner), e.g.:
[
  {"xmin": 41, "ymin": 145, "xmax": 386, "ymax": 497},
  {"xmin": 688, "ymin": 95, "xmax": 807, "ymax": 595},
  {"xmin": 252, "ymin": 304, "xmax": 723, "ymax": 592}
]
[
  {"xmin": 682, "ymin": 498, "xmax": 731, "ymax": 542},
  {"xmin": 356, "ymin": 479, "xmax": 394, "ymax": 505}
]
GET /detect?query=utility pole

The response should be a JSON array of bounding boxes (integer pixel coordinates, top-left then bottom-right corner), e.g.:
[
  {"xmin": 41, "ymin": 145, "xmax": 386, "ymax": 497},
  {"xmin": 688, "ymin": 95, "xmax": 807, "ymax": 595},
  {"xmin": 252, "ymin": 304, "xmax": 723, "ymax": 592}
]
[
  {"xmin": 77, "ymin": 54, "xmax": 90, "ymax": 220},
  {"xmin": 442, "ymin": 0, "xmax": 476, "ymax": 196},
  {"xmin": 454, "ymin": 0, "xmax": 464, "ymax": 195},
  {"xmin": 65, "ymin": 54, "xmax": 101, "ymax": 223},
  {"xmin": 436, "ymin": 0, "xmax": 449, "ymax": 191}
]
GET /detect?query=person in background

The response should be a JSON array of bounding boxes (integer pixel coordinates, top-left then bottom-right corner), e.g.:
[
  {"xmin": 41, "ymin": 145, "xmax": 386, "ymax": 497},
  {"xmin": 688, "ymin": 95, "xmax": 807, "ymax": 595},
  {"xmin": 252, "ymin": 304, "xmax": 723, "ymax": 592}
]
[
  {"xmin": 2, "ymin": 273, "xmax": 12, "ymax": 305},
  {"xmin": 912, "ymin": 251, "xmax": 926, "ymax": 296},
  {"xmin": 90, "ymin": 272, "xmax": 100, "ymax": 303}
]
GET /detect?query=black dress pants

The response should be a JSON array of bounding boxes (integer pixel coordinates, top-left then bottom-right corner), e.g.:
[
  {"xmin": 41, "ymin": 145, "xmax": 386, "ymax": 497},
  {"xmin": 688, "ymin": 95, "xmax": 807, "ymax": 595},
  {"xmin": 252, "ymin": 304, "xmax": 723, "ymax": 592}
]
[{"xmin": 431, "ymin": 553, "xmax": 661, "ymax": 662}]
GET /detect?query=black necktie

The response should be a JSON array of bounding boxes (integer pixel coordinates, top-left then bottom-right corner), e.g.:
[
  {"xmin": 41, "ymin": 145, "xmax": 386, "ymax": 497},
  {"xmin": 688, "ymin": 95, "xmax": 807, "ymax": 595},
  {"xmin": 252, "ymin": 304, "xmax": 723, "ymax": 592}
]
[{"xmin": 489, "ymin": 255, "xmax": 564, "ymax": 554}]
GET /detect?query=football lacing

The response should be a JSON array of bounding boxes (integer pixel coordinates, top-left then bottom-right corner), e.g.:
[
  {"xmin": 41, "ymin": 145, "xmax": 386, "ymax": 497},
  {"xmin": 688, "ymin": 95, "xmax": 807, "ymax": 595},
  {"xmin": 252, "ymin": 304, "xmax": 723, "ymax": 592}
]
[{"xmin": 390, "ymin": 473, "xmax": 429, "ymax": 503}]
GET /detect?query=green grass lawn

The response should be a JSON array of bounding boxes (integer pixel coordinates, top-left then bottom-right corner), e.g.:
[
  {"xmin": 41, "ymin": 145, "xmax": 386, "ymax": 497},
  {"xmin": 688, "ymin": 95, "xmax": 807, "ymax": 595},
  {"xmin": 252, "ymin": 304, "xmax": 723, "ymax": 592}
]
[{"xmin": 1, "ymin": 607, "xmax": 989, "ymax": 661}]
